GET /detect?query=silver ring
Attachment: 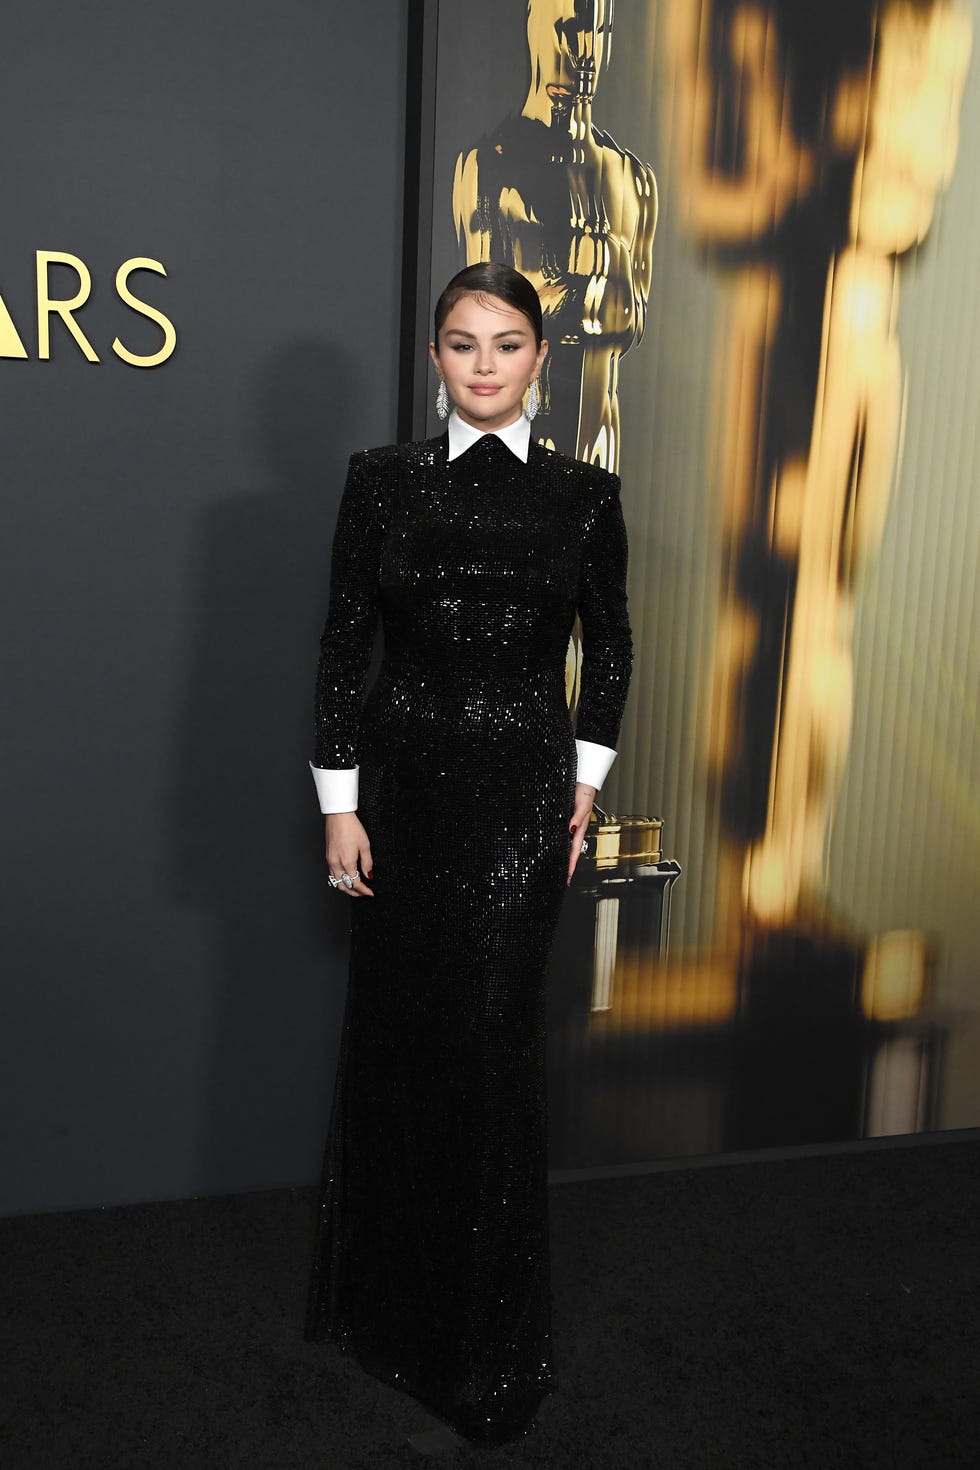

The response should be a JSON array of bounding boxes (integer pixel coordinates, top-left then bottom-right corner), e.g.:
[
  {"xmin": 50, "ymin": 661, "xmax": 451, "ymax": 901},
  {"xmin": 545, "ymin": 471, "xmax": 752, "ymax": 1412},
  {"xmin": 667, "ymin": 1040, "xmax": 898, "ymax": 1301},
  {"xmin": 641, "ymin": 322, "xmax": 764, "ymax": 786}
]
[
  {"xmin": 327, "ymin": 874, "xmax": 340, "ymax": 889},
  {"xmin": 341, "ymin": 872, "xmax": 356, "ymax": 889}
]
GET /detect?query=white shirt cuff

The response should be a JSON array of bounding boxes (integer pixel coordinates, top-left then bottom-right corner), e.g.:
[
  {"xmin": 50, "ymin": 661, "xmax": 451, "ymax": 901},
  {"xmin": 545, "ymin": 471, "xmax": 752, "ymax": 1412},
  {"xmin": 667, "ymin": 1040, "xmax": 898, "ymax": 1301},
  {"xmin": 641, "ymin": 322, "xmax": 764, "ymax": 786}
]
[
  {"xmin": 310, "ymin": 762, "xmax": 358, "ymax": 814},
  {"xmin": 575, "ymin": 739, "xmax": 617, "ymax": 791}
]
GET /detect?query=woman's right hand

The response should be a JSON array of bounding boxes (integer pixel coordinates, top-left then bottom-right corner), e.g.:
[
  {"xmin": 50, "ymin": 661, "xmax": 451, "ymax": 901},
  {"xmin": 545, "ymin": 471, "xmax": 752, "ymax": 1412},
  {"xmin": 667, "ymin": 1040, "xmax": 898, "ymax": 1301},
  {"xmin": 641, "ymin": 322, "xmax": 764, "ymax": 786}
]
[{"xmin": 325, "ymin": 813, "xmax": 375, "ymax": 898}]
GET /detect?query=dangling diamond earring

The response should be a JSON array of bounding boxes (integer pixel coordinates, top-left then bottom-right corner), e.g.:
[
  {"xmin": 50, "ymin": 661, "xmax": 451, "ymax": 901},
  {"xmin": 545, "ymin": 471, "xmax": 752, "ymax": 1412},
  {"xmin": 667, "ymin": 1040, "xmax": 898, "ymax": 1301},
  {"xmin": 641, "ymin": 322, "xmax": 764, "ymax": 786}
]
[
  {"xmin": 436, "ymin": 378, "xmax": 450, "ymax": 420},
  {"xmin": 525, "ymin": 378, "xmax": 540, "ymax": 422}
]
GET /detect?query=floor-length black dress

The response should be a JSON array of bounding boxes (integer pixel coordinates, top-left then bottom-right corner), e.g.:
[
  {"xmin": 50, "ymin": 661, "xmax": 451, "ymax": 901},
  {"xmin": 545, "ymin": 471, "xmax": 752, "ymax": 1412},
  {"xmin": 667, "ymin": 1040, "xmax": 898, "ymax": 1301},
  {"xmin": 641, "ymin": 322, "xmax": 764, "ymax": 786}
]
[{"xmin": 304, "ymin": 429, "xmax": 632, "ymax": 1444}]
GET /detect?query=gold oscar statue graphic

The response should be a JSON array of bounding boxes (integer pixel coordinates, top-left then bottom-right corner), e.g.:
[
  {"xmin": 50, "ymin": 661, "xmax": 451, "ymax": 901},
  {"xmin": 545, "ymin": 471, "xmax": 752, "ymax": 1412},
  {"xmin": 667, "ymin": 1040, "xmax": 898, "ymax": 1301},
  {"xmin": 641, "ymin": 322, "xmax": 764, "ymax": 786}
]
[
  {"xmin": 667, "ymin": 0, "xmax": 971, "ymax": 933},
  {"xmin": 453, "ymin": 0, "xmax": 658, "ymax": 472},
  {"xmin": 662, "ymin": 0, "xmax": 970, "ymax": 1146}
]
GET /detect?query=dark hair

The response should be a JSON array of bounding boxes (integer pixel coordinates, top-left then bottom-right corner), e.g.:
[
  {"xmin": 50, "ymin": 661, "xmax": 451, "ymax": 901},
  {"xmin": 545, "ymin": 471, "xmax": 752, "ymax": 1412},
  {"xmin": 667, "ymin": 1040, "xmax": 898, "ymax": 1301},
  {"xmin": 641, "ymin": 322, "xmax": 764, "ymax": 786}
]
[{"xmin": 433, "ymin": 263, "xmax": 543, "ymax": 348}]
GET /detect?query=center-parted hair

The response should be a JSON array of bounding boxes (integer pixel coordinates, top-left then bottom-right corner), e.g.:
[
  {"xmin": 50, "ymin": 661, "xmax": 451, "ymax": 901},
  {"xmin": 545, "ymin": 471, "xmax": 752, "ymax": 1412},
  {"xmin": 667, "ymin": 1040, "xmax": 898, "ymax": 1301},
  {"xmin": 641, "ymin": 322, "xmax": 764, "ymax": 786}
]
[{"xmin": 434, "ymin": 263, "xmax": 544, "ymax": 348}]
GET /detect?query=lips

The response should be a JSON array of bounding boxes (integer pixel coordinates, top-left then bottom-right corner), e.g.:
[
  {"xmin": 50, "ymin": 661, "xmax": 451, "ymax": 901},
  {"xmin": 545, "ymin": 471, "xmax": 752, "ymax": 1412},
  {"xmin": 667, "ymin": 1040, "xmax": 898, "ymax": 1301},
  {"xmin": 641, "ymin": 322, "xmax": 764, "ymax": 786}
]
[{"xmin": 469, "ymin": 385, "xmax": 501, "ymax": 394}]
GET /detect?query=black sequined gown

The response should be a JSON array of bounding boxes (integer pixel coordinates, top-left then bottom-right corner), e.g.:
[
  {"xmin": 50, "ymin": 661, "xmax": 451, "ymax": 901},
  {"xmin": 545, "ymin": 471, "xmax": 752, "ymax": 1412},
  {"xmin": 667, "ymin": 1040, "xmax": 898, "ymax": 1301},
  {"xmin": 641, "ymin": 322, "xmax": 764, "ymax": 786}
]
[{"xmin": 304, "ymin": 430, "xmax": 631, "ymax": 1444}]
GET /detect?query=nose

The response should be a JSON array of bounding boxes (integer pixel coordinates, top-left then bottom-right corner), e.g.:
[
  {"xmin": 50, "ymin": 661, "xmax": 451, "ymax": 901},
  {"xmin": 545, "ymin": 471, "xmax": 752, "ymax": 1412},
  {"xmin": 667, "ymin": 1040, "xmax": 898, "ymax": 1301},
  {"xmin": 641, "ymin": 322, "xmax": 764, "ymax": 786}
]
[{"xmin": 475, "ymin": 357, "xmax": 494, "ymax": 375}]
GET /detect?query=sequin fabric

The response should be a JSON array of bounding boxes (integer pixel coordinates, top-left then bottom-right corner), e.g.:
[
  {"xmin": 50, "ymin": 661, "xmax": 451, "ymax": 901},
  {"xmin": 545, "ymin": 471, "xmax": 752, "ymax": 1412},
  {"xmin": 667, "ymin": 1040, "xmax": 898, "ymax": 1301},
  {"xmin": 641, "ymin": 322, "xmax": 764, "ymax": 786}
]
[{"xmin": 304, "ymin": 430, "xmax": 632, "ymax": 1444}]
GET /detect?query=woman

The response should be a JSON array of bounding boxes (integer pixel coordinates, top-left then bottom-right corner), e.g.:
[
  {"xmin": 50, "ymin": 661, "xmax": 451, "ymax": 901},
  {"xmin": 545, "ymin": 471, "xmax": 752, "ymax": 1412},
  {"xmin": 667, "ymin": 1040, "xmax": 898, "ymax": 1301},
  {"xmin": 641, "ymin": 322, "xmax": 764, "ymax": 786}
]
[{"xmin": 304, "ymin": 263, "xmax": 632, "ymax": 1450}]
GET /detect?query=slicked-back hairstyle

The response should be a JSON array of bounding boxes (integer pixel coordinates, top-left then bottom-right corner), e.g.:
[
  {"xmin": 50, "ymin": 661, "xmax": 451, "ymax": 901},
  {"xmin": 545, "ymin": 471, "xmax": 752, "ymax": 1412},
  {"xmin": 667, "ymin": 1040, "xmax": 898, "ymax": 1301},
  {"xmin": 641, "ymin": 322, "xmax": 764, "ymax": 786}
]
[{"xmin": 433, "ymin": 263, "xmax": 544, "ymax": 348}]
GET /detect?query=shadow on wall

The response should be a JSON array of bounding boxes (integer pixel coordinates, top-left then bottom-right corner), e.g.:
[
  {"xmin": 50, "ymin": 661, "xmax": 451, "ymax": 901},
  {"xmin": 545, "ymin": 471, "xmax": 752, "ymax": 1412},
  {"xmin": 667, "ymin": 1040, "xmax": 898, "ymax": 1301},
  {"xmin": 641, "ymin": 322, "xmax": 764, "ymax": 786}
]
[{"xmin": 167, "ymin": 340, "xmax": 359, "ymax": 1196}]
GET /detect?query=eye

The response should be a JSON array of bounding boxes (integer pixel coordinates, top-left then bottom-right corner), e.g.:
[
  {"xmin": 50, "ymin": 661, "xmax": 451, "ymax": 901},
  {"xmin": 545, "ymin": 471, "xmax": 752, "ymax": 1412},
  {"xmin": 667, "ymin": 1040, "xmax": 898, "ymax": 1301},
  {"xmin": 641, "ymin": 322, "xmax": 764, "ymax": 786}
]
[
  {"xmin": 499, "ymin": 343, "xmax": 519, "ymax": 352},
  {"xmin": 450, "ymin": 342, "xmax": 473, "ymax": 352}
]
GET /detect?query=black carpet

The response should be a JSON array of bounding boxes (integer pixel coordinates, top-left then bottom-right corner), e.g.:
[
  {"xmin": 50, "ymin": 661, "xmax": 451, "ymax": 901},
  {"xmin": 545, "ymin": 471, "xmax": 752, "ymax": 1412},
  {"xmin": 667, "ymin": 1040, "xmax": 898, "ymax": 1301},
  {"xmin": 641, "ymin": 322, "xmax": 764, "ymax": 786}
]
[{"xmin": 2, "ymin": 1139, "xmax": 979, "ymax": 1469}]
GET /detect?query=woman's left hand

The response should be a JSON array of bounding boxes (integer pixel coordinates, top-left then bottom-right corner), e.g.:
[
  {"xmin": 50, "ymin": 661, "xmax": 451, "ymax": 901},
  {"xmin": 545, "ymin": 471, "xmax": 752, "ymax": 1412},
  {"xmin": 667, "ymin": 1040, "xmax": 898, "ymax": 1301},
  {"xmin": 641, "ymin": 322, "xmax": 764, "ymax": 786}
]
[{"xmin": 567, "ymin": 782, "xmax": 597, "ymax": 885}]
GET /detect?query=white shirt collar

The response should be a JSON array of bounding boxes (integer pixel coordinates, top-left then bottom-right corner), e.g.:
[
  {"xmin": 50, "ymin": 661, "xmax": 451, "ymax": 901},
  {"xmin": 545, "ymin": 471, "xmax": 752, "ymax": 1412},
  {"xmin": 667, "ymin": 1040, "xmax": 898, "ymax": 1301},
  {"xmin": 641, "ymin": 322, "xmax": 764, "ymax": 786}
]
[{"xmin": 446, "ymin": 409, "xmax": 531, "ymax": 463}]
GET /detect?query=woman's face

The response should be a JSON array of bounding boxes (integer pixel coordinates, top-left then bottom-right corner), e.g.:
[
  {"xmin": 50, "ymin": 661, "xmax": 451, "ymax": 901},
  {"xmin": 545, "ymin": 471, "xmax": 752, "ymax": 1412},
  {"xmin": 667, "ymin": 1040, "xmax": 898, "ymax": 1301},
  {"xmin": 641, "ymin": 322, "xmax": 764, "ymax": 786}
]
[{"xmin": 429, "ymin": 293, "xmax": 548, "ymax": 433}]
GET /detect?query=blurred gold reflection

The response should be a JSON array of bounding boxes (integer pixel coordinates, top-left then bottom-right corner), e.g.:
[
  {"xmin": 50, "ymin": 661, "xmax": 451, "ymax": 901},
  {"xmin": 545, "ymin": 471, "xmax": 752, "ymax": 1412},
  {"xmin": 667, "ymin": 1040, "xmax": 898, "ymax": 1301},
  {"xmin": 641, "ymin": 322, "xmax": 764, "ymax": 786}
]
[
  {"xmin": 591, "ymin": 953, "xmax": 739, "ymax": 1031},
  {"xmin": 666, "ymin": 0, "xmax": 971, "ymax": 933}
]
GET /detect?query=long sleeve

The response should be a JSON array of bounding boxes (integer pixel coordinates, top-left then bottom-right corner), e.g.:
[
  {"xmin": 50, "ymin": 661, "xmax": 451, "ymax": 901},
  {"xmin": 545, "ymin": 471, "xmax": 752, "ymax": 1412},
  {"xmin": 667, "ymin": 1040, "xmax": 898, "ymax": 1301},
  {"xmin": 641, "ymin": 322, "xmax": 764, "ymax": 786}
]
[
  {"xmin": 313, "ymin": 451, "xmax": 386, "ymax": 774},
  {"xmin": 574, "ymin": 473, "xmax": 633, "ymax": 752}
]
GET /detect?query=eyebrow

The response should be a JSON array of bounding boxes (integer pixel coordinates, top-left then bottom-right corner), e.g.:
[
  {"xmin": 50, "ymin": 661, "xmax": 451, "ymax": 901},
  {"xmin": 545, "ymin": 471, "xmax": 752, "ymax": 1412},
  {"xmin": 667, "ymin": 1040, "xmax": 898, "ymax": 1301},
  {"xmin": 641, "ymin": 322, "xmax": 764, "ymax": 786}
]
[{"xmin": 442, "ymin": 327, "xmax": 528, "ymax": 339}]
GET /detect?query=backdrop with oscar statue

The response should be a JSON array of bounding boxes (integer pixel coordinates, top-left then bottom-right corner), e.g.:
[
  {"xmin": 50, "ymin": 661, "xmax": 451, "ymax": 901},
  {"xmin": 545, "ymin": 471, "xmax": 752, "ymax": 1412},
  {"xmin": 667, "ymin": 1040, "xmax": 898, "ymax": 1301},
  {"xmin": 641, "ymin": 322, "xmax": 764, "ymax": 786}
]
[{"xmin": 405, "ymin": 0, "xmax": 980, "ymax": 1169}]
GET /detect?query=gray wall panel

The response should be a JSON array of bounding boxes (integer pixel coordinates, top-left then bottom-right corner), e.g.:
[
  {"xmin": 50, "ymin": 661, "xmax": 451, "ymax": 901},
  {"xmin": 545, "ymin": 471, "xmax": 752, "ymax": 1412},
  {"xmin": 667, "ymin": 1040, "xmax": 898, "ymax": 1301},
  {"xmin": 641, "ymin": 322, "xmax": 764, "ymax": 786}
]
[{"xmin": 0, "ymin": 1, "xmax": 407, "ymax": 1214}]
